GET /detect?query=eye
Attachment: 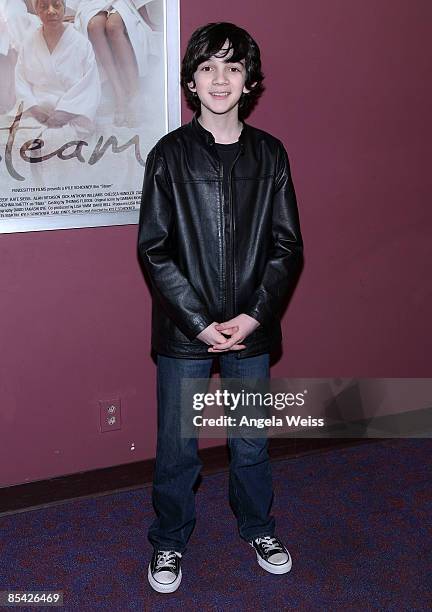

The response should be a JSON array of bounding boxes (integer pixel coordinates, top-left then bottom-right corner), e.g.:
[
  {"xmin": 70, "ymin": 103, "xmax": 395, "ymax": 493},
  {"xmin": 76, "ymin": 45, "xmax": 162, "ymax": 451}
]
[{"xmin": 200, "ymin": 65, "xmax": 213, "ymax": 71}]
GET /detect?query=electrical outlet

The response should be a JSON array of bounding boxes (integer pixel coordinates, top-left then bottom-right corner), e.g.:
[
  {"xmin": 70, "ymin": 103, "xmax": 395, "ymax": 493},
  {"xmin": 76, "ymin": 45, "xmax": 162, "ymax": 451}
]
[{"xmin": 99, "ymin": 399, "xmax": 122, "ymax": 432}]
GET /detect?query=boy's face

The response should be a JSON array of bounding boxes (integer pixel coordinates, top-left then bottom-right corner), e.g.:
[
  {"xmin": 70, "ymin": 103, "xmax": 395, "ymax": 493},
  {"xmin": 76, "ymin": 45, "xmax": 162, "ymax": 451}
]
[{"xmin": 188, "ymin": 41, "xmax": 254, "ymax": 117}]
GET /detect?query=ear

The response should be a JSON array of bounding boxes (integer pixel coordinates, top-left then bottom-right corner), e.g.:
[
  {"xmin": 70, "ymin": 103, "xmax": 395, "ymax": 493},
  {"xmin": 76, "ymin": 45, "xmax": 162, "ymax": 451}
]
[
  {"xmin": 243, "ymin": 81, "xmax": 257, "ymax": 95},
  {"xmin": 187, "ymin": 81, "xmax": 197, "ymax": 93}
]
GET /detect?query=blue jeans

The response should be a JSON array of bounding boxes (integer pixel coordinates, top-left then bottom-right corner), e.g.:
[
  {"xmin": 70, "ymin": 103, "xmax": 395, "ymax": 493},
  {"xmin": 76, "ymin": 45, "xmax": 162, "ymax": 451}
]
[{"xmin": 148, "ymin": 352, "xmax": 276, "ymax": 554}]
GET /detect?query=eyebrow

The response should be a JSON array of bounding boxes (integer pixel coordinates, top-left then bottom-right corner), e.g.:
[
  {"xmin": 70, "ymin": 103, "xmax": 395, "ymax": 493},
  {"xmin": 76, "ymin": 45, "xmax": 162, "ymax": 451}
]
[{"xmin": 202, "ymin": 58, "xmax": 245, "ymax": 65}]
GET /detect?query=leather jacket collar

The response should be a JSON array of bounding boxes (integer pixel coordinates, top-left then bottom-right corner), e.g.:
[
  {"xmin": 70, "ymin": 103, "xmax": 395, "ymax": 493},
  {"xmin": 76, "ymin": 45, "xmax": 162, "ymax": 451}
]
[{"xmin": 191, "ymin": 114, "xmax": 247, "ymax": 155}]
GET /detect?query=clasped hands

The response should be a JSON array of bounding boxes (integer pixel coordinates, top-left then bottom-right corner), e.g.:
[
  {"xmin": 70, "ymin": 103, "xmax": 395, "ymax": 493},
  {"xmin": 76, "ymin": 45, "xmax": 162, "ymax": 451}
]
[
  {"xmin": 196, "ymin": 314, "xmax": 260, "ymax": 352},
  {"xmin": 28, "ymin": 106, "xmax": 77, "ymax": 128}
]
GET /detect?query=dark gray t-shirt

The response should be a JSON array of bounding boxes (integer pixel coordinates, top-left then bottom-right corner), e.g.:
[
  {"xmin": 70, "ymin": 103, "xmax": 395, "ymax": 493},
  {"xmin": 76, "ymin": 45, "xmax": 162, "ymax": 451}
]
[
  {"xmin": 215, "ymin": 141, "xmax": 240, "ymax": 318},
  {"xmin": 215, "ymin": 141, "xmax": 240, "ymax": 206}
]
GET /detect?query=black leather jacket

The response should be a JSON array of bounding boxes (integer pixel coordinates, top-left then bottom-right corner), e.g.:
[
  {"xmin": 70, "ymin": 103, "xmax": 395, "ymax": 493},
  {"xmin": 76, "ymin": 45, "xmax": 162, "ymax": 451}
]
[{"xmin": 138, "ymin": 114, "xmax": 303, "ymax": 359}]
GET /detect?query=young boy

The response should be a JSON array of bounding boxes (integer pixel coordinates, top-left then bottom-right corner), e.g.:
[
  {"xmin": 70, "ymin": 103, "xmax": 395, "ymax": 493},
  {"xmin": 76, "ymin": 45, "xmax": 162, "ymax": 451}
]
[{"xmin": 138, "ymin": 22, "xmax": 303, "ymax": 593}]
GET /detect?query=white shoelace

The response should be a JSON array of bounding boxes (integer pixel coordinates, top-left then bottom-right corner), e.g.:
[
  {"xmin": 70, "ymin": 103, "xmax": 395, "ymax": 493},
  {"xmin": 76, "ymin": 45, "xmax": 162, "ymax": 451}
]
[
  {"xmin": 155, "ymin": 550, "xmax": 178, "ymax": 571},
  {"xmin": 255, "ymin": 536, "xmax": 282, "ymax": 553}
]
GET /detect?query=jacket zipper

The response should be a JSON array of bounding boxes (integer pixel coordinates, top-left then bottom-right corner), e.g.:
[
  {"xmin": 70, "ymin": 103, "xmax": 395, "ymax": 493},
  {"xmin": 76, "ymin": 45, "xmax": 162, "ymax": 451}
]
[
  {"xmin": 220, "ymin": 162, "xmax": 226, "ymax": 320},
  {"xmin": 226, "ymin": 148, "xmax": 242, "ymax": 321}
]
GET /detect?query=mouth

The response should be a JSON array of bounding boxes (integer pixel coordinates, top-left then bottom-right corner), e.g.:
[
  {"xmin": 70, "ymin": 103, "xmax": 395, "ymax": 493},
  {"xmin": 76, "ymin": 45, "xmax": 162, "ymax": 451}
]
[{"xmin": 209, "ymin": 92, "xmax": 231, "ymax": 98}]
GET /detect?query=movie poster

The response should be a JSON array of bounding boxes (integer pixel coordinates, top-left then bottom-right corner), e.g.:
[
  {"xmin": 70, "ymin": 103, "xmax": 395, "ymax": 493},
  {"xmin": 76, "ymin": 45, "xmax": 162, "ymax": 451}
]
[{"xmin": 0, "ymin": 0, "xmax": 179, "ymax": 233}]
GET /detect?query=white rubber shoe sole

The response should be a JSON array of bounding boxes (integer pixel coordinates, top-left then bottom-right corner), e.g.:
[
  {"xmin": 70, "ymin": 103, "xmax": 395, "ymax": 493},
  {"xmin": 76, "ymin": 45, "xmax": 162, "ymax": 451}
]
[
  {"xmin": 255, "ymin": 551, "xmax": 292, "ymax": 574},
  {"xmin": 147, "ymin": 565, "xmax": 182, "ymax": 593}
]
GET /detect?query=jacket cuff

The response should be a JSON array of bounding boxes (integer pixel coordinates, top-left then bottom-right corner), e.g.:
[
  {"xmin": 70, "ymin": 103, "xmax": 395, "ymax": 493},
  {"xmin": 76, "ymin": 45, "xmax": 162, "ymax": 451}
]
[
  {"xmin": 242, "ymin": 306, "xmax": 273, "ymax": 332},
  {"xmin": 184, "ymin": 314, "xmax": 214, "ymax": 342}
]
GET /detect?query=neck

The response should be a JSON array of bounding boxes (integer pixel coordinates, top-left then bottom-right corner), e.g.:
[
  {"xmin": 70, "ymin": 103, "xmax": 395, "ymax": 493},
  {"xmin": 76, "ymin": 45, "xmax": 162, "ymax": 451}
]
[
  {"xmin": 43, "ymin": 22, "xmax": 65, "ymax": 38},
  {"xmin": 198, "ymin": 107, "xmax": 243, "ymax": 144}
]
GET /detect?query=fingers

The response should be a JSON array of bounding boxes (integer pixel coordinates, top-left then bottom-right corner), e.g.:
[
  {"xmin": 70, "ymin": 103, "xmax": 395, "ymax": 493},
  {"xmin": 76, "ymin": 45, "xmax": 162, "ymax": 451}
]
[
  {"xmin": 212, "ymin": 332, "xmax": 240, "ymax": 347},
  {"xmin": 201, "ymin": 323, "xmax": 246, "ymax": 351},
  {"xmin": 209, "ymin": 332, "xmax": 245, "ymax": 352},
  {"xmin": 211, "ymin": 326, "xmax": 238, "ymax": 343},
  {"xmin": 214, "ymin": 322, "xmax": 235, "ymax": 331},
  {"xmin": 208, "ymin": 343, "xmax": 246, "ymax": 352},
  {"xmin": 218, "ymin": 325, "xmax": 239, "ymax": 337}
]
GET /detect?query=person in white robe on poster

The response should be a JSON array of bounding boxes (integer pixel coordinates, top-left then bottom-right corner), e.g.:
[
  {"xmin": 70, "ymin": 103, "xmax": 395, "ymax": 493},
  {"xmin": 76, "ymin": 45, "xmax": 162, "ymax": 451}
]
[
  {"xmin": 15, "ymin": 0, "xmax": 101, "ymax": 138},
  {"xmin": 72, "ymin": 0, "xmax": 160, "ymax": 126},
  {"xmin": 0, "ymin": 0, "xmax": 40, "ymax": 53},
  {"xmin": 0, "ymin": 0, "xmax": 40, "ymax": 112},
  {"xmin": 14, "ymin": 0, "xmax": 101, "ymax": 183}
]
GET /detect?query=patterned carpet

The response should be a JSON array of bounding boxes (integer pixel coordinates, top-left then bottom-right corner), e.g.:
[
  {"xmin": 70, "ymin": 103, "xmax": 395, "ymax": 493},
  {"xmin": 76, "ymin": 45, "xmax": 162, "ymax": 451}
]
[{"xmin": 1, "ymin": 438, "xmax": 430, "ymax": 611}]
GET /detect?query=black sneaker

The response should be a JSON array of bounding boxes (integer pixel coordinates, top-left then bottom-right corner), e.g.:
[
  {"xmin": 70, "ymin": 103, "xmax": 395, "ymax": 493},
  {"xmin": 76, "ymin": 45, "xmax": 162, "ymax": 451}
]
[
  {"xmin": 249, "ymin": 535, "xmax": 292, "ymax": 574},
  {"xmin": 148, "ymin": 549, "xmax": 182, "ymax": 593}
]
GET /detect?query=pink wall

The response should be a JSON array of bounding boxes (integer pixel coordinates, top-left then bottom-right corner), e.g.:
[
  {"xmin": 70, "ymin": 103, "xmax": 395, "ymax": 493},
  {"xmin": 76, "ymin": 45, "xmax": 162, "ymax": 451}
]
[{"xmin": 1, "ymin": 0, "xmax": 431, "ymax": 487}]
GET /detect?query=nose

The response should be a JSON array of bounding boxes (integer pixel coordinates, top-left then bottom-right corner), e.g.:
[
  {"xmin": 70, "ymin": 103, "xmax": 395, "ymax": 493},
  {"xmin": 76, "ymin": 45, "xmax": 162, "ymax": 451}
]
[
  {"xmin": 47, "ymin": 5, "xmax": 57, "ymax": 13},
  {"xmin": 212, "ymin": 67, "xmax": 229, "ymax": 85}
]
